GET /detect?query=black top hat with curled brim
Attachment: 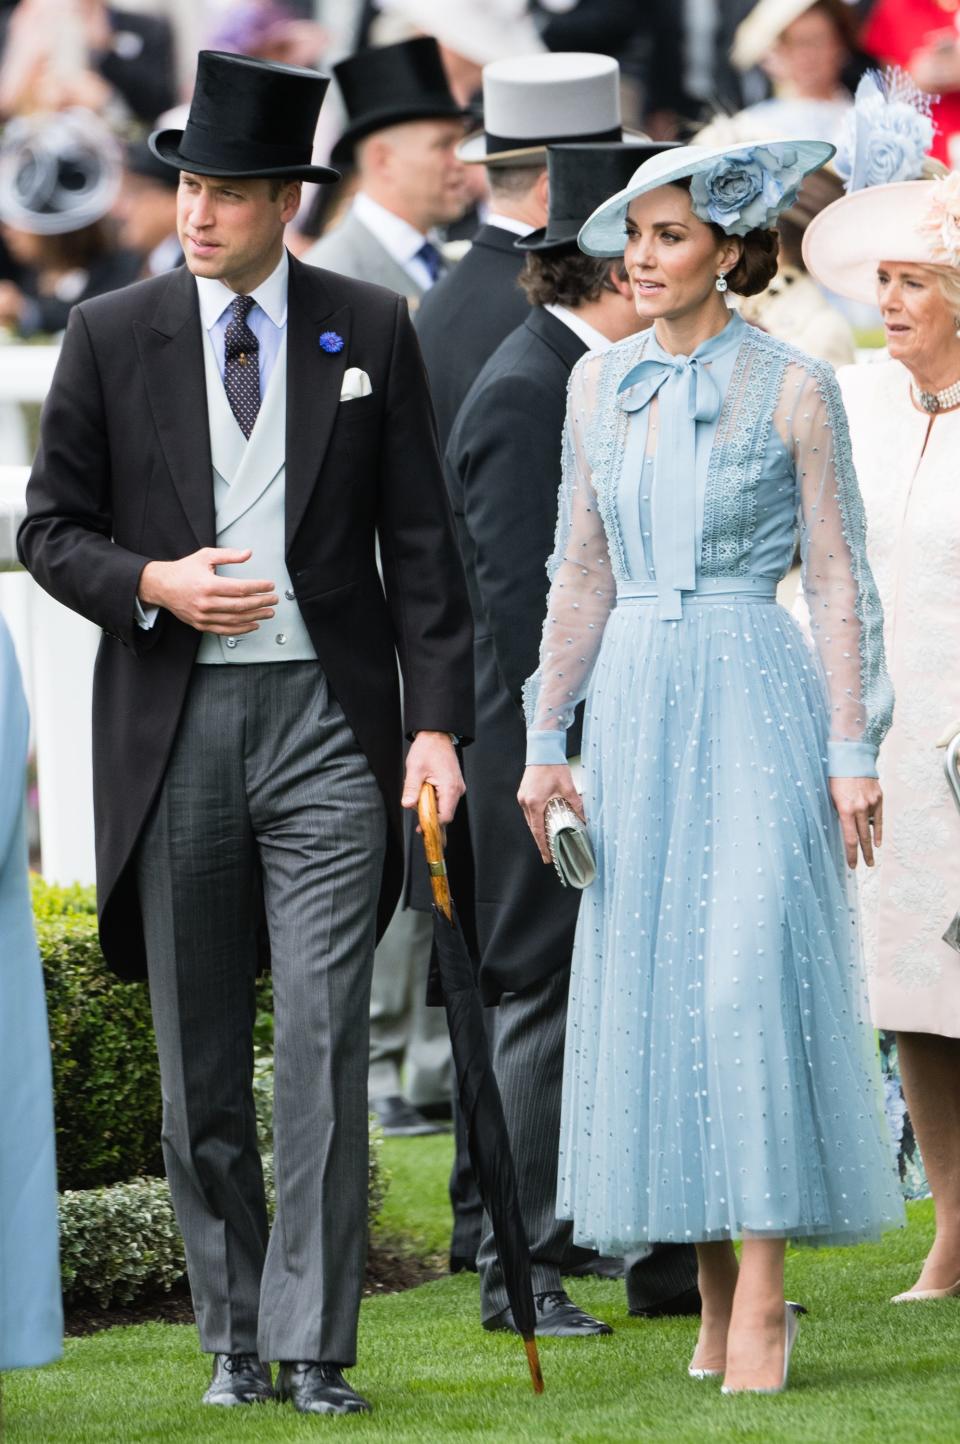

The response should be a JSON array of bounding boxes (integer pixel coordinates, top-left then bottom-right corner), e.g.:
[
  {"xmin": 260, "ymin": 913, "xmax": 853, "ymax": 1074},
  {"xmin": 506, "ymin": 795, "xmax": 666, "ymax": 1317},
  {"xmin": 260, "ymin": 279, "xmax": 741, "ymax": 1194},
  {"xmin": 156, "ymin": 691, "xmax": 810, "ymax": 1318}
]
[
  {"xmin": 516, "ymin": 142, "xmax": 681, "ymax": 253},
  {"xmin": 330, "ymin": 37, "xmax": 471, "ymax": 167},
  {"xmin": 149, "ymin": 51, "xmax": 340, "ymax": 183}
]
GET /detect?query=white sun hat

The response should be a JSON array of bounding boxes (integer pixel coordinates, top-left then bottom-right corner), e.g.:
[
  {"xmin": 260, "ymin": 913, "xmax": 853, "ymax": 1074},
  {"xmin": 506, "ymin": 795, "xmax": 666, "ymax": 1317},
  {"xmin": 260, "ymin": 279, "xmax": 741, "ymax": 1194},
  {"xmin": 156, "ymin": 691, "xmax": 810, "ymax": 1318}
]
[
  {"xmin": 577, "ymin": 138, "xmax": 835, "ymax": 256},
  {"xmin": 731, "ymin": 0, "xmax": 824, "ymax": 71},
  {"xmin": 374, "ymin": 0, "xmax": 545, "ymax": 66}
]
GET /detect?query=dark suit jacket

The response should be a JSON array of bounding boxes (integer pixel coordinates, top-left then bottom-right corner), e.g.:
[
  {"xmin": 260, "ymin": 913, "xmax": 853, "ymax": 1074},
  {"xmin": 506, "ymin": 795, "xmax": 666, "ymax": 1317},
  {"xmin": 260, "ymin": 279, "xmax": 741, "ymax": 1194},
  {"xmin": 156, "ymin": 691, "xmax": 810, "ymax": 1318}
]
[
  {"xmin": 414, "ymin": 224, "xmax": 530, "ymax": 448},
  {"xmin": 445, "ymin": 306, "xmax": 588, "ymax": 1001},
  {"xmin": 18, "ymin": 253, "xmax": 474, "ymax": 980}
]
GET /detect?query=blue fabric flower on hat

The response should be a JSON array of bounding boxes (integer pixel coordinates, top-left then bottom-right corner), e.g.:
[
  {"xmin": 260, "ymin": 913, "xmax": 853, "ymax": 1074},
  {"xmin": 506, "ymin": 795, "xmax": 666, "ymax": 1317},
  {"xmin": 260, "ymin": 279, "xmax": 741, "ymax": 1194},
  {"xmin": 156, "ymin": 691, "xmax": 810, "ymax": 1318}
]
[
  {"xmin": 689, "ymin": 146, "xmax": 805, "ymax": 237},
  {"xmin": 835, "ymin": 69, "xmax": 934, "ymax": 194},
  {"xmin": 319, "ymin": 330, "xmax": 344, "ymax": 353}
]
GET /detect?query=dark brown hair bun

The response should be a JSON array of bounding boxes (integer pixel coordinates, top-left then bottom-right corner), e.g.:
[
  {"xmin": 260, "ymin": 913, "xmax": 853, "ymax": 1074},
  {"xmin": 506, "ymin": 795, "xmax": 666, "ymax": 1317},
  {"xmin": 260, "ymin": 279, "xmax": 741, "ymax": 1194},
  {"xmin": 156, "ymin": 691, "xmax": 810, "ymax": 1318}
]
[{"xmin": 724, "ymin": 228, "xmax": 780, "ymax": 297}]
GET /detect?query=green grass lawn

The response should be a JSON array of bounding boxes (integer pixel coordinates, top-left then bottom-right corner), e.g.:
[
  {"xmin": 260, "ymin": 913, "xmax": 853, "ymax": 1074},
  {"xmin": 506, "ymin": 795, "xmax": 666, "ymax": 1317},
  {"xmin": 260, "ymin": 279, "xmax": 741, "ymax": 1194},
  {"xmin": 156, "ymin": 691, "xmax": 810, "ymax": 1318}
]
[{"xmin": 4, "ymin": 1135, "xmax": 960, "ymax": 1443}]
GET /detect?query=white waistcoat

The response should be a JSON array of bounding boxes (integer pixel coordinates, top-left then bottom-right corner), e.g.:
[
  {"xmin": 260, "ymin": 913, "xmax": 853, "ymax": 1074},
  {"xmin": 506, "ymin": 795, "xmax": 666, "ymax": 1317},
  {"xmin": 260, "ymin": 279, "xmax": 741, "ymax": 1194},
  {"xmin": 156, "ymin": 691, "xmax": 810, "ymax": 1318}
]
[{"xmin": 196, "ymin": 329, "xmax": 317, "ymax": 664}]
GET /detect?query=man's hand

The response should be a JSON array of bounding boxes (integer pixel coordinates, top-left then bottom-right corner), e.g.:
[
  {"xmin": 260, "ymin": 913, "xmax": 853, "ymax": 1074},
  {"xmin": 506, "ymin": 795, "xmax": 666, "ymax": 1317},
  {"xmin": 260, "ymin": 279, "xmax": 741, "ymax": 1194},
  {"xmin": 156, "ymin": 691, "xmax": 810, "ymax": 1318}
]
[
  {"xmin": 518, "ymin": 763, "xmax": 583, "ymax": 864},
  {"xmin": 401, "ymin": 731, "xmax": 464, "ymax": 826},
  {"xmin": 138, "ymin": 548, "xmax": 278, "ymax": 634}
]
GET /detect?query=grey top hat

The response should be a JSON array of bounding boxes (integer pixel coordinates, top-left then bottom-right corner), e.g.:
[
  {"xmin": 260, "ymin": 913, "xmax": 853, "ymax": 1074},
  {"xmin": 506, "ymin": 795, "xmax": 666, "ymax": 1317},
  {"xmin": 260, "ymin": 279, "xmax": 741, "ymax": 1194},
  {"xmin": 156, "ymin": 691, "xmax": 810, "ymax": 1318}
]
[{"xmin": 458, "ymin": 52, "xmax": 646, "ymax": 166}]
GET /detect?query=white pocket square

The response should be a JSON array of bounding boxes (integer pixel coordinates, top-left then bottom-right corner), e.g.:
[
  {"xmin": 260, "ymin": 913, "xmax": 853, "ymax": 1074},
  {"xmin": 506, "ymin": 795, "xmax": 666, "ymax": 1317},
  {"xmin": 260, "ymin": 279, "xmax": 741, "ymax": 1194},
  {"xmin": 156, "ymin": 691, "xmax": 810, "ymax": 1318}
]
[{"xmin": 340, "ymin": 368, "xmax": 372, "ymax": 401}]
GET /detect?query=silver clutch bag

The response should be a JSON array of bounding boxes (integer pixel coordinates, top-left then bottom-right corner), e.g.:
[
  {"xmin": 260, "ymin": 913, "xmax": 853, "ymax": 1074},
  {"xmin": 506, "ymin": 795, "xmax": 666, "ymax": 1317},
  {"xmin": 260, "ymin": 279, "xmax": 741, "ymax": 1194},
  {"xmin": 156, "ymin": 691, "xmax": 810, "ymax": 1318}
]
[{"xmin": 544, "ymin": 796, "xmax": 596, "ymax": 890}]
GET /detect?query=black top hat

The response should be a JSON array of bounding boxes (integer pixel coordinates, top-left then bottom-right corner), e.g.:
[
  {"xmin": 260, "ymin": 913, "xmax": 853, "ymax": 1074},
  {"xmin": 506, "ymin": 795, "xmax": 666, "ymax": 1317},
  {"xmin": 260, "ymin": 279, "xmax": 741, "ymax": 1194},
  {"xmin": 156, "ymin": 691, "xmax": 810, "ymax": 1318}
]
[
  {"xmin": 149, "ymin": 51, "xmax": 339, "ymax": 183},
  {"xmin": 331, "ymin": 37, "xmax": 469, "ymax": 167},
  {"xmin": 125, "ymin": 141, "xmax": 179, "ymax": 190},
  {"xmin": 516, "ymin": 141, "xmax": 681, "ymax": 253}
]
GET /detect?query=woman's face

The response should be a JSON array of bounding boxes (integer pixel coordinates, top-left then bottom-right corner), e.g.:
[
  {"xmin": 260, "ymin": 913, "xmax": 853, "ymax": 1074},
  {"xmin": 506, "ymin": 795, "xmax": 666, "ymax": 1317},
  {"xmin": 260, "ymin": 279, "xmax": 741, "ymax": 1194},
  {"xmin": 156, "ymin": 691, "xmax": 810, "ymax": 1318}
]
[
  {"xmin": 624, "ymin": 186, "xmax": 738, "ymax": 325},
  {"xmin": 767, "ymin": 8, "xmax": 847, "ymax": 98},
  {"xmin": 876, "ymin": 261, "xmax": 959, "ymax": 375}
]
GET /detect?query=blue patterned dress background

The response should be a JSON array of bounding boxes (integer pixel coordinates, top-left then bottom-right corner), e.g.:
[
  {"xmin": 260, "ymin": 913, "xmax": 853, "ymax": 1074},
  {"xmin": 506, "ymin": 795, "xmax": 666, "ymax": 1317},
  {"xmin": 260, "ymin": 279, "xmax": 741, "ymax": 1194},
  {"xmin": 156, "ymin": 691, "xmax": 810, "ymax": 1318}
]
[{"xmin": 525, "ymin": 312, "xmax": 905, "ymax": 1252}]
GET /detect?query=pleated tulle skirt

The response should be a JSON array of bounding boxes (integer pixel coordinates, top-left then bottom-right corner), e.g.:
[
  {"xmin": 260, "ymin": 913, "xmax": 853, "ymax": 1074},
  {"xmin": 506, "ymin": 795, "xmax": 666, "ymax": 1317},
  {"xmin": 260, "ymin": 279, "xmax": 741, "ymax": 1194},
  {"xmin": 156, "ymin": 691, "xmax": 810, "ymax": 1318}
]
[{"xmin": 557, "ymin": 593, "xmax": 904, "ymax": 1252}]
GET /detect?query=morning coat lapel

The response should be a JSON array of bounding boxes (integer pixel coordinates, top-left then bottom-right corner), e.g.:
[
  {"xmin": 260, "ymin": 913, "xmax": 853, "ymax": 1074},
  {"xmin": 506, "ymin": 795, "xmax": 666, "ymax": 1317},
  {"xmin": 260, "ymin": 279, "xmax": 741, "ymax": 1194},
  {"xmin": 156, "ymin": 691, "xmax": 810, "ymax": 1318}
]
[
  {"xmin": 133, "ymin": 264, "xmax": 215, "ymax": 548},
  {"xmin": 284, "ymin": 253, "xmax": 351, "ymax": 551}
]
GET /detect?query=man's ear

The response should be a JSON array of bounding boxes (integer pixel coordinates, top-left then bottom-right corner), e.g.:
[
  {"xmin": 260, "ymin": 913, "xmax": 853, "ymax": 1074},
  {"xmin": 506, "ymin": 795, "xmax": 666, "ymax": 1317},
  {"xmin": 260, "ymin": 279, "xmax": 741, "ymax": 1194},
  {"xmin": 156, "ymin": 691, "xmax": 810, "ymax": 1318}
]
[{"xmin": 608, "ymin": 262, "xmax": 634, "ymax": 300}]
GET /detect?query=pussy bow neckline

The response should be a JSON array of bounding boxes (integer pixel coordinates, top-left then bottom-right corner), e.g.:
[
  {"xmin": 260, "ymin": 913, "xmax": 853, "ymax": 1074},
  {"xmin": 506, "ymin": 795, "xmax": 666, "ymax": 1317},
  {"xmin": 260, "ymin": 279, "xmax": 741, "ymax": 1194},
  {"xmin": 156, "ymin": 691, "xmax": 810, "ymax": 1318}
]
[{"xmin": 615, "ymin": 311, "xmax": 744, "ymax": 620}]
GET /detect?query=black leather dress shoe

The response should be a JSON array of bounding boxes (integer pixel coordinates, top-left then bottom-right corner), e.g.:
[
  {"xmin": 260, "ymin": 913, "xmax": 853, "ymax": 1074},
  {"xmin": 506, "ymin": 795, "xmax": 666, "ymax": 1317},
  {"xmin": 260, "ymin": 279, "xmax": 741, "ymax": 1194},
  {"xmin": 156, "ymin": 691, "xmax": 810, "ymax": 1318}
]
[
  {"xmin": 483, "ymin": 1289, "xmax": 613, "ymax": 1337},
  {"xmin": 201, "ymin": 1353, "xmax": 274, "ymax": 1406},
  {"xmin": 628, "ymin": 1285, "xmax": 702, "ymax": 1319},
  {"xmin": 371, "ymin": 1095, "xmax": 449, "ymax": 1137},
  {"xmin": 276, "ymin": 1362, "xmax": 371, "ymax": 1415}
]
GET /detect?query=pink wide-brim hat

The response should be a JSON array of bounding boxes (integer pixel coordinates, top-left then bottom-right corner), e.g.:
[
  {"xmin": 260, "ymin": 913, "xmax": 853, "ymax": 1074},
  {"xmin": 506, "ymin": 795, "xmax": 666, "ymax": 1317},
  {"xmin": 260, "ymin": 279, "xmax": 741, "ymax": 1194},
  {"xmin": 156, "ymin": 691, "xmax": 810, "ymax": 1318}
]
[{"xmin": 803, "ymin": 179, "xmax": 951, "ymax": 305}]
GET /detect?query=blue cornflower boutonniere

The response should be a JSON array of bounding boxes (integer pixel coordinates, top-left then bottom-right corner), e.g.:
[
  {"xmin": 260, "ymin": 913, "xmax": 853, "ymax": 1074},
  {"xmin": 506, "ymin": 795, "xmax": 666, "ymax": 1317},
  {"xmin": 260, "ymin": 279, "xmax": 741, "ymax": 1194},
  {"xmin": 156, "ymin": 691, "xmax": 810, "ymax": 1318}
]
[{"xmin": 319, "ymin": 330, "xmax": 345, "ymax": 354}]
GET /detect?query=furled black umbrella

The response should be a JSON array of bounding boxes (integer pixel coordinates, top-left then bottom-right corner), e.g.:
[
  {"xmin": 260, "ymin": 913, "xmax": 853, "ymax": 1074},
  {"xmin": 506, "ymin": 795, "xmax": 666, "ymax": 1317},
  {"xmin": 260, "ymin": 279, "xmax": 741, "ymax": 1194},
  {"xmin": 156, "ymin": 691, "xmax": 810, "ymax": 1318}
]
[{"xmin": 418, "ymin": 783, "xmax": 544, "ymax": 1395}]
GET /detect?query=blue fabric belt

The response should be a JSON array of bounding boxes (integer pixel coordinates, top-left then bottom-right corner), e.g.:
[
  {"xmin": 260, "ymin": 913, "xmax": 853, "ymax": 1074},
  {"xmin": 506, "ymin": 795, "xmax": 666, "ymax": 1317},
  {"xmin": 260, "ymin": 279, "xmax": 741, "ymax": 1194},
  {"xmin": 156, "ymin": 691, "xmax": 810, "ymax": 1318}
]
[{"xmin": 616, "ymin": 576, "xmax": 778, "ymax": 607}]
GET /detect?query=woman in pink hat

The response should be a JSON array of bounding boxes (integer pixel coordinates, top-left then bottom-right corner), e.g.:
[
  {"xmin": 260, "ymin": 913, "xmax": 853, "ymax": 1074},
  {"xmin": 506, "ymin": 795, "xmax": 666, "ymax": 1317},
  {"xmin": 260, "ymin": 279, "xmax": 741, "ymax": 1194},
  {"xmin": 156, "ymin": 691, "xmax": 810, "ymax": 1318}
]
[{"xmin": 805, "ymin": 76, "xmax": 960, "ymax": 1307}]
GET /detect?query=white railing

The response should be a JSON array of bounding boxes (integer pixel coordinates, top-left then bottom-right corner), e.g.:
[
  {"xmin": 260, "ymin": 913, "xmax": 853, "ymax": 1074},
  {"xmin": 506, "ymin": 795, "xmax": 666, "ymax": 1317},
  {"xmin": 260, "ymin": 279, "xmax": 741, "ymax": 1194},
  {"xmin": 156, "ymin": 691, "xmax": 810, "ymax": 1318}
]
[{"xmin": 0, "ymin": 349, "xmax": 98, "ymax": 887}]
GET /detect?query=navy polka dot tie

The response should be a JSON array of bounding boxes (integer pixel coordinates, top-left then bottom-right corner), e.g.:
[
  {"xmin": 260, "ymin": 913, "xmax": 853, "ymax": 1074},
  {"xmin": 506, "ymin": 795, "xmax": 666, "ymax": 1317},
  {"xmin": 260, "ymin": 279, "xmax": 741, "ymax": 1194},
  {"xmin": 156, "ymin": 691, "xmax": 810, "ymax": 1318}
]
[{"xmin": 224, "ymin": 294, "xmax": 261, "ymax": 439}]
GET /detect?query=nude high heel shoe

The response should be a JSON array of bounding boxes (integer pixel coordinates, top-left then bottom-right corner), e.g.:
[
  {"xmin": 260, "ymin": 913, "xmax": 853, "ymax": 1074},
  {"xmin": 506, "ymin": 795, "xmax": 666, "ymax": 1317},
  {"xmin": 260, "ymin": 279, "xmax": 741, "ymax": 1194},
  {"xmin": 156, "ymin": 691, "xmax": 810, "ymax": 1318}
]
[
  {"xmin": 687, "ymin": 1364, "xmax": 723, "ymax": 1380},
  {"xmin": 891, "ymin": 1279, "xmax": 960, "ymax": 1303},
  {"xmin": 720, "ymin": 1302, "xmax": 806, "ymax": 1396}
]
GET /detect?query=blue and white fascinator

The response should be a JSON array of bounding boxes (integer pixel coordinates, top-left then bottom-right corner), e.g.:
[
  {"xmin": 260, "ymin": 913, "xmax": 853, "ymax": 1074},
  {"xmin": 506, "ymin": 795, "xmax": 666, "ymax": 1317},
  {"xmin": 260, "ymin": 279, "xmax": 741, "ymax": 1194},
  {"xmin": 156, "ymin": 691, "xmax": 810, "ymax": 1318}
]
[
  {"xmin": 578, "ymin": 138, "xmax": 834, "ymax": 256},
  {"xmin": 834, "ymin": 69, "xmax": 935, "ymax": 193},
  {"xmin": 803, "ymin": 68, "xmax": 951, "ymax": 305}
]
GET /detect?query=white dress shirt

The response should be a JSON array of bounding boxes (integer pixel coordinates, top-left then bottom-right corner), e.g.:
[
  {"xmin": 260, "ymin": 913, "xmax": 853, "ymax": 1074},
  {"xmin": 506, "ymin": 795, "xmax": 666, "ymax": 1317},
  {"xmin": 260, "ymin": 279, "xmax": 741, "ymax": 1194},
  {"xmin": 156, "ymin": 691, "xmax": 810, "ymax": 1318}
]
[
  {"xmin": 544, "ymin": 303, "xmax": 613, "ymax": 354},
  {"xmin": 485, "ymin": 213, "xmax": 537, "ymax": 239},
  {"xmin": 352, "ymin": 191, "xmax": 441, "ymax": 291}
]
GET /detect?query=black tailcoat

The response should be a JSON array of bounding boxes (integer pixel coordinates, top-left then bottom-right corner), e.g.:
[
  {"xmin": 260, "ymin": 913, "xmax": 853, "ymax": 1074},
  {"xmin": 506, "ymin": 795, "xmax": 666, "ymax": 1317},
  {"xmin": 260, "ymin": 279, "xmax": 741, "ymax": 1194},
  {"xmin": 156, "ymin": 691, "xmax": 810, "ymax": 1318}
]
[
  {"xmin": 18, "ymin": 253, "xmax": 474, "ymax": 979},
  {"xmin": 445, "ymin": 307, "xmax": 588, "ymax": 1002},
  {"xmin": 414, "ymin": 224, "xmax": 530, "ymax": 448}
]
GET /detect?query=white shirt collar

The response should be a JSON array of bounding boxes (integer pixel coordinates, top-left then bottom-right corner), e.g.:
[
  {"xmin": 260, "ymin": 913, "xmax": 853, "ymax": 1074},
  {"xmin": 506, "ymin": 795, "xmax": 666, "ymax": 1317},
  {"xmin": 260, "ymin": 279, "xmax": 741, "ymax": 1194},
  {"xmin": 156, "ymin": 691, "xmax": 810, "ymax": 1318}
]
[
  {"xmin": 486, "ymin": 212, "xmax": 536, "ymax": 239},
  {"xmin": 544, "ymin": 303, "xmax": 613, "ymax": 354},
  {"xmin": 353, "ymin": 191, "xmax": 430, "ymax": 267},
  {"xmin": 195, "ymin": 248, "xmax": 289, "ymax": 332}
]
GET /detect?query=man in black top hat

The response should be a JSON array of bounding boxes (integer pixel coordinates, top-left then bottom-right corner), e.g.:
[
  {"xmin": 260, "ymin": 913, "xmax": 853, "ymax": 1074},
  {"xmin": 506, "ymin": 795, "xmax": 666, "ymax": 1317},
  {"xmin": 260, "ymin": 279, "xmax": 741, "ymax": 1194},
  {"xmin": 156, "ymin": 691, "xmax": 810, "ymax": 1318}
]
[
  {"xmin": 305, "ymin": 37, "xmax": 469, "ymax": 308},
  {"xmin": 446, "ymin": 141, "xmax": 700, "ymax": 1336},
  {"xmin": 18, "ymin": 49, "xmax": 473, "ymax": 1417}
]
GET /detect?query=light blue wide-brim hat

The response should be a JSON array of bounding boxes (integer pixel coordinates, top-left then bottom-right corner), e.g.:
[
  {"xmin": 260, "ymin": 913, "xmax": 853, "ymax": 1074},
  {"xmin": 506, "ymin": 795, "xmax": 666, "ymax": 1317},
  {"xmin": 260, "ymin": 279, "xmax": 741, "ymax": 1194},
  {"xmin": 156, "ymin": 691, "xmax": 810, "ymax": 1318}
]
[{"xmin": 578, "ymin": 138, "xmax": 835, "ymax": 257}]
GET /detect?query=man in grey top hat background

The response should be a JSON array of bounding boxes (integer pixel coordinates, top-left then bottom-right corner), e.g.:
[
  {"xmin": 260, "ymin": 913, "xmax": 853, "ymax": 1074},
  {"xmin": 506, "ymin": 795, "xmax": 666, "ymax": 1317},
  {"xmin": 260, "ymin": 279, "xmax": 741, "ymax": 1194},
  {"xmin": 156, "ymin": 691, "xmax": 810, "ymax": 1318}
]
[
  {"xmin": 305, "ymin": 36, "xmax": 470, "ymax": 308},
  {"xmin": 18, "ymin": 48, "xmax": 473, "ymax": 1417},
  {"xmin": 416, "ymin": 51, "xmax": 645, "ymax": 450},
  {"xmin": 445, "ymin": 140, "xmax": 700, "ymax": 1336}
]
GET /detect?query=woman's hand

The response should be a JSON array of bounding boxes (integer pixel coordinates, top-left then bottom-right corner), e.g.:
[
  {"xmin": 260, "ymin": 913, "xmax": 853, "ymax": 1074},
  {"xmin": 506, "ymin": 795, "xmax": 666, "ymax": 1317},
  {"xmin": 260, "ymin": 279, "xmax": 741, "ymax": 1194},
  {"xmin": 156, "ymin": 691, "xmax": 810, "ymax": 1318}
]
[
  {"xmin": 829, "ymin": 776, "xmax": 883, "ymax": 868},
  {"xmin": 518, "ymin": 763, "xmax": 583, "ymax": 864}
]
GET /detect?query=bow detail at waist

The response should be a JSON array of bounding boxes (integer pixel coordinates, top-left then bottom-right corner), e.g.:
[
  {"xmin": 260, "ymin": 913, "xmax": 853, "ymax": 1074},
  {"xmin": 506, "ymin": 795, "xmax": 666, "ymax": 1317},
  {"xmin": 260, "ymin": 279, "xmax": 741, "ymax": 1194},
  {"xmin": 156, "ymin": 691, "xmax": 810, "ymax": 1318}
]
[{"xmin": 616, "ymin": 351, "xmax": 722, "ymax": 621}]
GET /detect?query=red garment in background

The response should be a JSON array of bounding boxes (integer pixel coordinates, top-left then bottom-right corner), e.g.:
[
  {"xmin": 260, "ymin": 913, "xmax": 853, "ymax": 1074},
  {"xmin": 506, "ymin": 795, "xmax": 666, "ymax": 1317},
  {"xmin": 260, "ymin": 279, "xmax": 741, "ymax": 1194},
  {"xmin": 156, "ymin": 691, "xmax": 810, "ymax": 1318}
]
[{"xmin": 863, "ymin": 0, "xmax": 960, "ymax": 161}]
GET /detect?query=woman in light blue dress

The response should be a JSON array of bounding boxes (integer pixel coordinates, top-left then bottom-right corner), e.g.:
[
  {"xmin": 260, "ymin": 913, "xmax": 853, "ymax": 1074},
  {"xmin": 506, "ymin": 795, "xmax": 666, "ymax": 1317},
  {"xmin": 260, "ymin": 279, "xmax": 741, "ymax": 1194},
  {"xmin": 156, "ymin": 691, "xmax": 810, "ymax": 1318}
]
[
  {"xmin": 519, "ymin": 142, "xmax": 904, "ymax": 1394},
  {"xmin": 0, "ymin": 616, "xmax": 62, "ymax": 1370}
]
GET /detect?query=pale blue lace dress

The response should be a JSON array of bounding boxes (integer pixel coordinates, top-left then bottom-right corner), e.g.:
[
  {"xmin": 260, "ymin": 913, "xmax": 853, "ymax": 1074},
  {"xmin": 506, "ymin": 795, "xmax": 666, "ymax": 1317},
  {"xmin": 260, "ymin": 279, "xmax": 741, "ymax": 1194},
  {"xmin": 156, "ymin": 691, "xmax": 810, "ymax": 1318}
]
[{"xmin": 524, "ymin": 311, "xmax": 904, "ymax": 1251}]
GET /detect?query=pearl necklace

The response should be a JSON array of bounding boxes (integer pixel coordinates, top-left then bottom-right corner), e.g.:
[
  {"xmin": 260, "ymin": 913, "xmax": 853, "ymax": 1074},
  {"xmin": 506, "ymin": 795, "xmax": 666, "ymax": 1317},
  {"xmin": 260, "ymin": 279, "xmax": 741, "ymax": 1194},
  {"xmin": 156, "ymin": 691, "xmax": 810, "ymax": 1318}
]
[{"xmin": 912, "ymin": 377, "xmax": 960, "ymax": 414}]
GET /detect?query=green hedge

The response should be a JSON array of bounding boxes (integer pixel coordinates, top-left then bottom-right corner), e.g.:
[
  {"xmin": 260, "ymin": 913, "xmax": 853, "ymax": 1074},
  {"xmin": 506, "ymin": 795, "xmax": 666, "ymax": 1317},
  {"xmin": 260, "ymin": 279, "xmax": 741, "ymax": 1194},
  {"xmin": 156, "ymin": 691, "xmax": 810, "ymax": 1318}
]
[
  {"xmin": 34, "ymin": 879, "xmax": 164, "ymax": 1189},
  {"xmin": 33, "ymin": 879, "xmax": 390, "ymax": 1305},
  {"xmin": 60, "ymin": 1129, "xmax": 388, "ymax": 1307}
]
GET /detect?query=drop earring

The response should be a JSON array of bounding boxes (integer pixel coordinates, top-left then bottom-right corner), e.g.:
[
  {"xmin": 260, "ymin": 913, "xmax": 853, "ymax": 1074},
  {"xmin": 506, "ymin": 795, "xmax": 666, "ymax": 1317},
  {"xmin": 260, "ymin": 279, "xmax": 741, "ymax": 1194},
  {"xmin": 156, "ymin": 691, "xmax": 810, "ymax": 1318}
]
[{"xmin": 715, "ymin": 272, "xmax": 728, "ymax": 293}]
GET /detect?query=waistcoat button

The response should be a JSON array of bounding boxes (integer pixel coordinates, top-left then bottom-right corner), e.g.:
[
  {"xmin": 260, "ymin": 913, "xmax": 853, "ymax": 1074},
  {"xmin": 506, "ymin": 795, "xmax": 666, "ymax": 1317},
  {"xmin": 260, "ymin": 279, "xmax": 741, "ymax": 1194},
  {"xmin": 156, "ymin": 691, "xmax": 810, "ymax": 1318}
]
[
  {"xmin": 225, "ymin": 637, "xmax": 238, "ymax": 649},
  {"xmin": 276, "ymin": 633, "xmax": 287, "ymax": 645},
  {"xmin": 285, "ymin": 589, "xmax": 295, "ymax": 601}
]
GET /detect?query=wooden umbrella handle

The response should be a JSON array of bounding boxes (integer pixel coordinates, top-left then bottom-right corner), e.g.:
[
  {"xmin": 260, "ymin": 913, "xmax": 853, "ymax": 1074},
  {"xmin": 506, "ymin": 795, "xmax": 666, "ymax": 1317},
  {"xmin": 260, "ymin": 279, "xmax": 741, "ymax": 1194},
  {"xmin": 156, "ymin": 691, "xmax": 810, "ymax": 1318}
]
[{"xmin": 417, "ymin": 782, "xmax": 452, "ymax": 921}]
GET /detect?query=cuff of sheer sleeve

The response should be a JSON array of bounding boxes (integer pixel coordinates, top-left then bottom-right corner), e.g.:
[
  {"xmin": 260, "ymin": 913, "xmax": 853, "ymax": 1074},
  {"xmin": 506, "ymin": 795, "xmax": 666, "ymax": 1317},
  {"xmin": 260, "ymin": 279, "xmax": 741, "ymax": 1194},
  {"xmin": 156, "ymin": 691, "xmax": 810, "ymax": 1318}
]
[
  {"xmin": 526, "ymin": 731, "xmax": 568, "ymax": 766},
  {"xmin": 134, "ymin": 598, "xmax": 159, "ymax": 630},
  {"xmin": 828, "ymin": 740, "xmax": 878, "ymax": 778}
]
